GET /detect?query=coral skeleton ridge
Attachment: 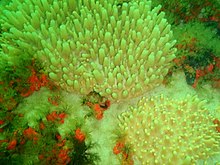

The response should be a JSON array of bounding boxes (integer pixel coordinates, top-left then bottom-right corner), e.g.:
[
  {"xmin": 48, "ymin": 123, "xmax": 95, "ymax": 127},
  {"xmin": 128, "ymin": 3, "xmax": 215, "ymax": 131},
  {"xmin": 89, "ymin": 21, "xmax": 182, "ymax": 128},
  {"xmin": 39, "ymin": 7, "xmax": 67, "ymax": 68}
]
[
  {"xmin": 0, "ymin": 0, "xmax": 176, "ymax": 101},
  {"xmin": 117, "ymin": 94, "xmax": 220, "ymax": 164}
]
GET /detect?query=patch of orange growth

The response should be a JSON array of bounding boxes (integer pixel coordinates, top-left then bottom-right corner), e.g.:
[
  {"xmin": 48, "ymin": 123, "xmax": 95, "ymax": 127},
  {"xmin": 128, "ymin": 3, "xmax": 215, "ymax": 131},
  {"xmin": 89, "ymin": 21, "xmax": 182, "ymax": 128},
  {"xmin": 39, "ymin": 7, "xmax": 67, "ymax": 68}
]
[
  {"xmin": 46, "ymin": 111, "xmax": 67, "ymax": 124},
  {"xmin": 93, "ymin": 104, "xmax": 101, "ymax": 112},
  {"xmin": 7, "ymin": 139, "xmax": 17, "ymax": 150},
  {"xmin": 213, "ymin": 119, "xmax": 220, "ymax": 125},
  {"xmin": 38, "ymin": 154, "xmax": 44, "ymax": 160},
  {"xmin": 58, "ymin": 113, "xmax": 67, "ymax": 124},
  {"xmin": 57, "ymin": 140, "xmax": 66, "ymax": 147},
  {"xmin": 113, "ymin": 142, "xmax": 125, "ymax": 155},
  {"xmin": 206, "ymin": 64, "xmax": 214, "ymax": 73},
  {"xmin": 20, "ymin": 138, "xmax": 26, "ymax": 145},
  {"xmin": 105, "ymin": 100, "xmax": 111, "ymax": 108},
  {"xmin": 74, "ymin": 128, "xmax": 86, "ymax": 142},
  {"xmin": 46, "ymin": 111, "xmax": 58, "ymax": 121},
  {"xmin": 58, "ymin": 113, "xmax": 67, "ymax": 119},
  {"xmin": 93, "ymin": 104, "xmax": 104, "ymax": 120},
  {"xmin": 85, "ymin": 100, "xmax": 111, "ymax": 120},
  {"xmin": 57, "ymin": 149, "xmax": 71, "ymax": 165},
  {"xmin": 216, "ymin": 126, "xmax": 220, "ymax": 133},
  {"xmin": 213, "ymin": 119, "xmax": 220, "ymax": 133},
  {"xmin": 192, "ymin": 63, "xmax": 214, "ymax": 88},
  {"xmin": 20, "ymin": 68, "xmax": 50, "ymax": 97},
  {"xmin": 113, "ymin": 141, "xmax": 134, "ymax": 165},
  {"xmin": 0, "ymin": 120, "xmax": 4, "ymax": 125},
  {"xmin": 95, "ymin": 111, "xmax": 104, "ymax": 120},
  {"xmin": 40, "ymin": 74, "xmax": 49, "ymax": 86},
  {"xmin": 23, "ymin": 127, "xmax": 39, "ymax": 140},
  {"xmin": 39, "ymin": 122, "xmax": 46, "ymax": 130},
  {"xmin": 56, "ymin": 134, "xmax": 62, "ymax": 141},
  {"xmin": 173, "ymin": 56, "xmax": 186, "ymax": 67}
]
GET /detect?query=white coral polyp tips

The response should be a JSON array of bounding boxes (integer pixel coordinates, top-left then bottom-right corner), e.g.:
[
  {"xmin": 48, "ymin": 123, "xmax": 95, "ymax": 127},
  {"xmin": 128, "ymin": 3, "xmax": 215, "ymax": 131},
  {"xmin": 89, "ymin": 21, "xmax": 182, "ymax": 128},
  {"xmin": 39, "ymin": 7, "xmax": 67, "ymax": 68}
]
[
  {"xmin": 117, "ymin": 95, "xmax": 220, "ymax": 164},
  {"xmin": 0, "ymin": 0, "xmax": 177, "ymax": 101}
]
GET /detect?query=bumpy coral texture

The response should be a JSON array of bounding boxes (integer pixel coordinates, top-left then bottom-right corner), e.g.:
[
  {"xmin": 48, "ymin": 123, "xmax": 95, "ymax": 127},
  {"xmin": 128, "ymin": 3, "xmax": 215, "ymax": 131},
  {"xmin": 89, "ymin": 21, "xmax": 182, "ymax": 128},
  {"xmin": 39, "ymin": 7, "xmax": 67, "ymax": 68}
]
[
  {"xmin": 117, "ymin": 95, "xmax": 220, "ymax": 164},
  {"xmin": 0, "ymin": 0, "xmax": 176, "ymax": 101}
]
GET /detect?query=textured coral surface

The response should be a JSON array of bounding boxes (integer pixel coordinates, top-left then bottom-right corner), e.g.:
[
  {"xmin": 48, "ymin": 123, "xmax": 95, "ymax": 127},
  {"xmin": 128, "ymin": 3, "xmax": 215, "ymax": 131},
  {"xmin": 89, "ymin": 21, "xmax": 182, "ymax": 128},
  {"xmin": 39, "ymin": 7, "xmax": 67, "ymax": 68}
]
[
  {"xmin": 117, "ymin": 94, "xmax": 220, "ymax": 164},
  {"xmin": 0, "ymin": 0, "xmax": 176, "ymax": 101}
]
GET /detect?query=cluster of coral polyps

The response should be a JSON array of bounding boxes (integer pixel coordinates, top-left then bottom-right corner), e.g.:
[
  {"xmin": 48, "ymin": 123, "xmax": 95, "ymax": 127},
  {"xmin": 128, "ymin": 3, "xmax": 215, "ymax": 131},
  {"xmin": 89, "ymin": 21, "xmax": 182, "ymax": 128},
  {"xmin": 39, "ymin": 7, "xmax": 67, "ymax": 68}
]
[
  {"xmin": 117, "ymin": 95, "xmax": 220, "ymax": 164},
  {"xmin": 0, "ymin": 0, "xmax": 176, "ymax": 101}
]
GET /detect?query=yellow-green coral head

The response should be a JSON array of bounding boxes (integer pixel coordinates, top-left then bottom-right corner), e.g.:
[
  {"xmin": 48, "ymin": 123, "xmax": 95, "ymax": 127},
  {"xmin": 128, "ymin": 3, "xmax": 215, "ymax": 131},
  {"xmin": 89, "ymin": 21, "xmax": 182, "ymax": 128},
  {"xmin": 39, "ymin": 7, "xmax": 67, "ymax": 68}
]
[
  {"xmin": 117, "ymin": 95, "xmax": 220, "ymax": 164},
  {"xmin": 0, "ymin": 0, "xmax": 176, "ymax": 101}
]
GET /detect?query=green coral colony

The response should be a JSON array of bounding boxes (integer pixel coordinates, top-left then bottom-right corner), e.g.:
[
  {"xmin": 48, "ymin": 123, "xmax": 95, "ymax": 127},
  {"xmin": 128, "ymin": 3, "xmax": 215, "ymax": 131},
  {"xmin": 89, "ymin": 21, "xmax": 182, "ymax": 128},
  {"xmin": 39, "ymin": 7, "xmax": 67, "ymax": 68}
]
[
  {"xmin": 0, "ymin": 0, "xmax": 176, "ymax": 101},
  {"xmin": 118, "ymin": 95, "xmax": 220, "ymax": 164}
]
